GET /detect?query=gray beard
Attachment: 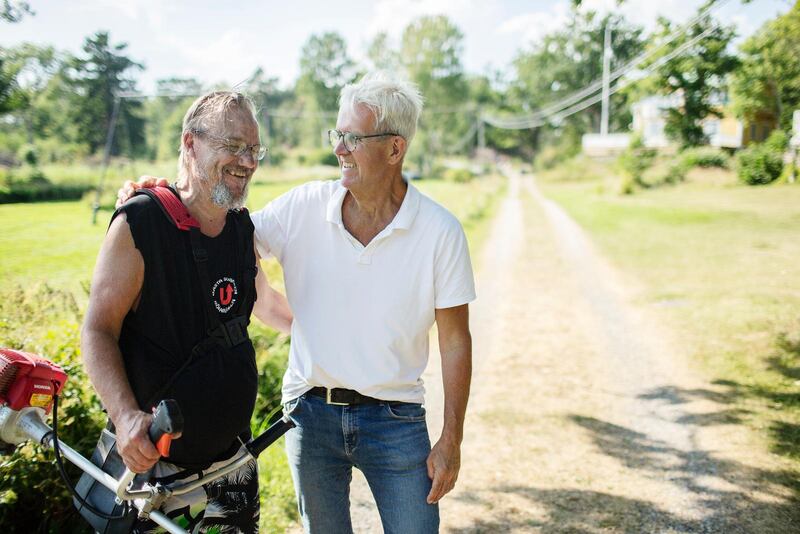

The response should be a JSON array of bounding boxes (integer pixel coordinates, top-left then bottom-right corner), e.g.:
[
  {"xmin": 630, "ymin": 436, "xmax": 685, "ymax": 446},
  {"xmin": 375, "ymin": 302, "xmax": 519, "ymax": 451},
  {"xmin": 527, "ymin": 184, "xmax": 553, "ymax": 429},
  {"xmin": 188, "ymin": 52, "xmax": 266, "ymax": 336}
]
[
  {"xmin": 210, "ymin": 179, "xmax": 248, "ymax": 210},
  {"xmin": 197, "ymin": 163, "xmax": 249, "ymax": 210}
]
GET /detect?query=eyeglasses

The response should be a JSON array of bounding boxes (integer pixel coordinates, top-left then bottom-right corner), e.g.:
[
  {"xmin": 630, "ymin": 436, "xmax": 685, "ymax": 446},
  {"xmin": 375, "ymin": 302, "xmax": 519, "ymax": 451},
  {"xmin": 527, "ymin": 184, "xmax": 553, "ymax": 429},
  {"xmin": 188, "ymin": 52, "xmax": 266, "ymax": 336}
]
[
  {"xmin": 193, "ymin": 129, "xmax": 268, "ymax": 161},
  {"xmin": 328, "ymin": 129, "xmax": 399, "ymax": 153}
]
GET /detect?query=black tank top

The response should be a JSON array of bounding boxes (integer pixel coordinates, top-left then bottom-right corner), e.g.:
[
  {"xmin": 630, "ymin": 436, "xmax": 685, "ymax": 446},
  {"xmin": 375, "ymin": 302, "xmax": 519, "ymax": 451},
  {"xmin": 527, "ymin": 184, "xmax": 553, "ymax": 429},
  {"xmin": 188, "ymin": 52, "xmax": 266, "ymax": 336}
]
[{"xmin": 113, "ymin": 189, "xmax": 258, "ymax": 468}]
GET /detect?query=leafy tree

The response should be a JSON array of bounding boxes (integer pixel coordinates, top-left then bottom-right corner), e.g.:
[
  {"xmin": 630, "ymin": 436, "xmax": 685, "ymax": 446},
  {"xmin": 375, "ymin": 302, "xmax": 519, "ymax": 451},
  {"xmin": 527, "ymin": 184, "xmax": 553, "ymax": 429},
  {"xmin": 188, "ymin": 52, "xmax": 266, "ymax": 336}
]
[
  {"xmin": 731, "ymin": 1, "xmax": 800, "ymax": 131},
  {"xmin": 65, "ymin": 31, "xmax": 145, "ymax": 156},
  {"xmin": 510, "ymin": 10, "xmax": 644, "ymax": 159},
  {"xmin": 297, "ymin": 32, "xmax": 354, "ymax": 113},
  {"xmin": 367, "ymin": 32, "xmax": 400, "ymax": 72},
  {"xmin": 141, "ymin": 77, "xmax": 203, "ymax": 160},
  {"xmin": 646, "ymin": 7, "xmax": 739, "ymax": 148},
  {"xmin": 0, "ymin": 0, "xmax": 33, "ymax": 23},
  {"xmin": 401, "ymin": 15, "xmax": 469, "ymax": 167},
  {"xmin": 296, "ymin": 32, "xmax": 354, "ymax": 147}
]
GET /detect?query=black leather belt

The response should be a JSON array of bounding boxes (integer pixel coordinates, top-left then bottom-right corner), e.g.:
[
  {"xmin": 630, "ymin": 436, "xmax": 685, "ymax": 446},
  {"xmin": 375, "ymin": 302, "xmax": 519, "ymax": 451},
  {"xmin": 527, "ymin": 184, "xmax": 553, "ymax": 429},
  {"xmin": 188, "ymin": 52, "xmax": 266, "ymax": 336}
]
[{"xmin": 308, "ymin": 387, "xmax": 383, "ymax": 406}]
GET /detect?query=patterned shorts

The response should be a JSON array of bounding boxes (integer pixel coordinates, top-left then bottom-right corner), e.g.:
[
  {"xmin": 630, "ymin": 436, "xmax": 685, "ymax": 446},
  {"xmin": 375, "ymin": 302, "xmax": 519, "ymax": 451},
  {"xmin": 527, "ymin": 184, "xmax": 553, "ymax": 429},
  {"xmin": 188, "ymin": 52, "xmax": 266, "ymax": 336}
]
[{"xmin": 133, "ymin": 445, "xmax": 260, "ymax": 534}]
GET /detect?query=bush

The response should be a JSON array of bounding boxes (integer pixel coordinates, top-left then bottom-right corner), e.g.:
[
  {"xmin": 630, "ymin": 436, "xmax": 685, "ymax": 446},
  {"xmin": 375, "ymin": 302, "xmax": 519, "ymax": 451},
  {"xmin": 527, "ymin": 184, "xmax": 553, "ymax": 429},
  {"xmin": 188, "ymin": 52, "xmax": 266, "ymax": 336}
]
[
  {"xmin": 737, "ymin": 130, "xmax": 788, "ymax": 185},
  {"xmin": 297, "ymin": 148, "xmax": 338, "ymax": 167},
  {"xmin": 266, "ymin": 149, "xmax": 287, "ymax": 167},
  {"xmin": 680, "ymin": 147, "xmax": 730, "ymax": 169},
  {"xmin": 0, "ymin": 284, "xmax": 105, "ymax": 533},
  {"xmin": 660, "ymin": 159, "xmax": 691, "ymax": 185},
  {"xmin": 442, "ymin": 168, "xmax": 475, "ymax": 183},
  {"xmin": 16, "ymin": 144, "xmax": 38, "ymax": 167},
  {"xmin": 0, "ymin": 168, "xmax": 94, "ymax": 204},
  {"xmin": 0, "ymin": 284, "xmax": 295, "ymax": 532},
  {"xmin": 616, "ymin": 134, "xmax": 657, "ymax": 192}
]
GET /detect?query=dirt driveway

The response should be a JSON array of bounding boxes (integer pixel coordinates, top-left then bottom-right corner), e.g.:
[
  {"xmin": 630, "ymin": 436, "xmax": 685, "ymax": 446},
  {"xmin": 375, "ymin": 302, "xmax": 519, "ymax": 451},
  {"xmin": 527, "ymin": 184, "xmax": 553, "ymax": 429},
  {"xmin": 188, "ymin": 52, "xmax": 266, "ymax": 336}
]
[{"xmin": 293, "ymin": 169, "xmax": 799, "ymax": 533}]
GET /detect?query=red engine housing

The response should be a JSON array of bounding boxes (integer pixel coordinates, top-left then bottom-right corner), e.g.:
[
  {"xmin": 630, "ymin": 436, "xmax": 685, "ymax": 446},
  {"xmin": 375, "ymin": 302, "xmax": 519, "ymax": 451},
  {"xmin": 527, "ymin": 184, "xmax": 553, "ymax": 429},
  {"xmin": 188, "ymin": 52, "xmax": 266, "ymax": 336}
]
[{"xmin": 0, "ymin": 348, "xmax": 68, "ymax": 414}]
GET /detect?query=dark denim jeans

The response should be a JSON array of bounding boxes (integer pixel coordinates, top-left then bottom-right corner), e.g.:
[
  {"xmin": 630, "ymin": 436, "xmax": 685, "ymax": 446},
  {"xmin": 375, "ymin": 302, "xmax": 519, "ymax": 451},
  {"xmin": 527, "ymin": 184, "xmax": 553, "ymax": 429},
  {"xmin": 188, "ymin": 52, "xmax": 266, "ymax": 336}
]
[{"xmin": 284, "ymin": 393, "xmax": 439, "ymax": 534}]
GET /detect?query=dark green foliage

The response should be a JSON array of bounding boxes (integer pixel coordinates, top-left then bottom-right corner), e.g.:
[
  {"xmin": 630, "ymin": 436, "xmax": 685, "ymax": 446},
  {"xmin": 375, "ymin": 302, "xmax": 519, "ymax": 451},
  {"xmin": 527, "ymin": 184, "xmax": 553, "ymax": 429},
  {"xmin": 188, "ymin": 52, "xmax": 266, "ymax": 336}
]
[
  {"xmin": 648, "ymin": 10, "xmax": 739, "ymax": 148},
  {"xmin": 297, "ymin": 148, "xmax": 338, "ymax": 167},
  {"xmin": 680, "ymin": 146, "xmax": 730, "ymax": 169},
  {"xmin": 0, "ymin": 284, "xmax": 103, "ymax": 533},
  {"xmin": 64, "ymin": 32, "xmax": 145, "ymax": 156},
  {"xmin": 250, "ymin": 325, "xmax": 290, "ymax": 435},
  {"xmin": 442, "ymin": 168, "xmax": 475, "ymax": 183},
  {"xmin": 732, "ymin": 2, "xmax": 800, "ymax": 131},
  {"xmin": 737, "ymin": 130, "xmax": 787, "ymax": 185},
  {"xmin": 0, "ymin": 168, "xmax": 93, "ymax": 203}
]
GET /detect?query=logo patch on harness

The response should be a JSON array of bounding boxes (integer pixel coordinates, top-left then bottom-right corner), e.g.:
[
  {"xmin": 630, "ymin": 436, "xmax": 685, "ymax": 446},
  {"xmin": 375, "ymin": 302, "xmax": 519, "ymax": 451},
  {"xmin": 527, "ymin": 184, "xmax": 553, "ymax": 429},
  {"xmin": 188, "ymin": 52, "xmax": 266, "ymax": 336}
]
[{"xmin": 212, "ymin": 277, "xmax": 238, "ymax": 313}]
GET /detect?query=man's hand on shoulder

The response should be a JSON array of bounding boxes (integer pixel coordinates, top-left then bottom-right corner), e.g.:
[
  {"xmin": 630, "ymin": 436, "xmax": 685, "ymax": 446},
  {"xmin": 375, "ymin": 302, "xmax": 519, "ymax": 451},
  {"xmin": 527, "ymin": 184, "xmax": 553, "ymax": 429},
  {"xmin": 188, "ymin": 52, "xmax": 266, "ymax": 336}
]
[
  {"xmin": 115, "ymin": 409, "xmax": 161, "ymax": 473},
  {"xmin": 116, "ymin": 176, "xmax": 169, "ymax": 208},
  {"xmin": 426, "ymin": 436, "xmax": 461, "ymax": 504}
]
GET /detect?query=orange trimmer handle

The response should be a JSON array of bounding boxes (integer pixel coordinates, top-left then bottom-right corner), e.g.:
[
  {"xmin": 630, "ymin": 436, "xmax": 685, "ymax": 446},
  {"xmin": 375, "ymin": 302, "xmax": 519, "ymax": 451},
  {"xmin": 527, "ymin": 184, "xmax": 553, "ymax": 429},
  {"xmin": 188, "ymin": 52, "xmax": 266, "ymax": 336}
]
[{"xmin": 148, "ymin": 399, "xmax": 184, "ymax": 458}]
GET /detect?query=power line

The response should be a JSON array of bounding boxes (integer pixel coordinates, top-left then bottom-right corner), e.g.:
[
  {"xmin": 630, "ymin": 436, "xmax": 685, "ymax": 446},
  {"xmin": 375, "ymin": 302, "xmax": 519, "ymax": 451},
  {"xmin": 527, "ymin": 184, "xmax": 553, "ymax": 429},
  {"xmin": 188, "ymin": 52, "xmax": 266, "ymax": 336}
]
[
  {"xmin": 482, "ymin": 24, "xmax": 716, "ymax": 130},
  {"xmin": 482, "ymin": 0, "xmax": 732, "ymax": 129}
]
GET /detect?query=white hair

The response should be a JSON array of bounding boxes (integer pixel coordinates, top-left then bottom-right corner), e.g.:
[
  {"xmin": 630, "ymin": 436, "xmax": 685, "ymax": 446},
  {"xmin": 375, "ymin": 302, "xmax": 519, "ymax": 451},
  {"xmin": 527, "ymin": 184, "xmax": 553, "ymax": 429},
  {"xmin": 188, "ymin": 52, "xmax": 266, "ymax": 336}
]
[{"xmin": 339, "ymin": 71, "xmax": 424, "ymax": 144}]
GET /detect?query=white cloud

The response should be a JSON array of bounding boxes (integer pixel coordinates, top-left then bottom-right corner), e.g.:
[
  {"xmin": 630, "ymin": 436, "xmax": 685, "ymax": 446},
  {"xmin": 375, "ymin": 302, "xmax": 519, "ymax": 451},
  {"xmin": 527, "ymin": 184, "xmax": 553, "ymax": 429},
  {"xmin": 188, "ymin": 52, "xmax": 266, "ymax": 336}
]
[
  {"xmin": 160, "ymin": 29, "xmax": 264, "ymax": 89},
  {"xmin": 497, "ymin": 3, "xmax": 571, "ymax": 46},
  {"xmin": 367, "ymin": 0, "xmax": 479, "ymax": 38}
]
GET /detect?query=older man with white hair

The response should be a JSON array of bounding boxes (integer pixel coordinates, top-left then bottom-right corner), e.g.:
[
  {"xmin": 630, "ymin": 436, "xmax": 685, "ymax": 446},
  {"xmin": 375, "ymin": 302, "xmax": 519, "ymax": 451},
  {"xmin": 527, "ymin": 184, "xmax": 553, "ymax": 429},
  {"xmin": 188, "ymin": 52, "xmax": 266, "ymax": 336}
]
[{"xmin": 252, "ymin": 72, "xmax": 475, "ymax": 533}]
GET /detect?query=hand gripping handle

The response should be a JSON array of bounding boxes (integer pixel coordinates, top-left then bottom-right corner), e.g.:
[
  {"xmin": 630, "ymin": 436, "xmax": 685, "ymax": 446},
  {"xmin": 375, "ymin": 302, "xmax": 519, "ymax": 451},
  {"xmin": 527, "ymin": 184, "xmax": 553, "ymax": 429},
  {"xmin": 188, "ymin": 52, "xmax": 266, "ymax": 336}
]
[{"xmin": 148, "ymin": 400, "xmax": 184, "ymax": 458}]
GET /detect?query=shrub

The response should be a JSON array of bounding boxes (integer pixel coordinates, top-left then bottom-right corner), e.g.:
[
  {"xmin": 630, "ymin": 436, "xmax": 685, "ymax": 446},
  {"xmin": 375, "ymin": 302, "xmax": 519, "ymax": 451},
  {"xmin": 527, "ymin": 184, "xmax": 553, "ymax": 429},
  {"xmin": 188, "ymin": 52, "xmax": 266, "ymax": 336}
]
[
  {"xmin": 680, "ymin": 147, "xmax": 730, "ymax": 169},
  {"xmin": 616, "ymin": 134, "xmax": 657, "ymax": 192},
  {"xmin": 442, "ymin": 168, "xmax": 475, "ymax": 183},
  {"xmin": 737, "ymin": 130, "xmax": 788, "ymax": 185},
  {"xmin": 266, "ymin": 149, "xmax": 287, "ymax": 167},
  {"xmin": 0, "ymin": 284, "xmax": 104, "ymax": 533},
  {"xmin": 660, "ymin": 159, "xmax": 691, "ymax": 185},
  {"xmin": 297, "ymin": 149, "xmax": 338, "ymax": 167},
  {"xmin": 0, "ymin": 168, "xmax": 93, "ymax": 204},
  {"xmin": 0, "ymin": 284, "xmax": 294, "ymax": 532},
  {"xmin": 16, "ymin": 144, "xmax": 38, "ymax": 167}
]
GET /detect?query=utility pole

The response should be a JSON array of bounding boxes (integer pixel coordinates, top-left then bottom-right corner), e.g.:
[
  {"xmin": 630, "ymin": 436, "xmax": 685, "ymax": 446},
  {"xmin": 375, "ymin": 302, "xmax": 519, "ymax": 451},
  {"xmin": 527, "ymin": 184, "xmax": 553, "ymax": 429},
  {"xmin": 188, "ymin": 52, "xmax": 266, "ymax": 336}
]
[
  {"xmin": 92, "ymin": 95, "xmax": 121, "ymax": 225},
  {"xmin": 600, "ymin": 24, "xmax": 612, "ymax": 136},
  {"xmin": 477, "ymin": 114, "xmax": 486, "ymax": 152}
]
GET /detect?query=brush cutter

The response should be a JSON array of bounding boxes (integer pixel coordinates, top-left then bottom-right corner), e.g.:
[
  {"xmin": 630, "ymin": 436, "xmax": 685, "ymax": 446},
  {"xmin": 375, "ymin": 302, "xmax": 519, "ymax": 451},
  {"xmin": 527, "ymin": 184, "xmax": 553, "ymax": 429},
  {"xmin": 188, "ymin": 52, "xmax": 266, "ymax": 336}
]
[{"xmin": 0, "ymin": 347, "xmax": 294, "ymax": 533}]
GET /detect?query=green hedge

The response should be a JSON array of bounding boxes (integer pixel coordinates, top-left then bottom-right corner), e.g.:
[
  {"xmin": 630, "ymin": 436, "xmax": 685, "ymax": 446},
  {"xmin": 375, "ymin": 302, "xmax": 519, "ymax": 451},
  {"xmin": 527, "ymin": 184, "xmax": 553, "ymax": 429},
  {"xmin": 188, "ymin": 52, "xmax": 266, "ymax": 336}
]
[{"xmin": 0, "ymin": 168, "xmax": 94, "ymax": 204}]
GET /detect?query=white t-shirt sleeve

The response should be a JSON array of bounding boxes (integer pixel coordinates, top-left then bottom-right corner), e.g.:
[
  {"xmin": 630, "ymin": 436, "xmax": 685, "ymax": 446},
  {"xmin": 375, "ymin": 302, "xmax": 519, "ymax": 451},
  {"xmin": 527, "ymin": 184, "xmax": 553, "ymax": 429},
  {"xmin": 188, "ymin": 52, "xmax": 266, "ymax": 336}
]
[
  {"xmin": 434, "ymin": 217, "xmax": 476, "ymax": 309},
  {"xmin": 251, "ymin": 196, "xmax": 289, "ymax": 261}
]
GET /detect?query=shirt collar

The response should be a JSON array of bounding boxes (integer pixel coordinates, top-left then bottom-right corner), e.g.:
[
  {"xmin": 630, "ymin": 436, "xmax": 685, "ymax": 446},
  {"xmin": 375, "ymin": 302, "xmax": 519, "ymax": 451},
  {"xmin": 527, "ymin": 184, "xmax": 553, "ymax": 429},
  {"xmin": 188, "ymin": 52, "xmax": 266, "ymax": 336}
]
[{"xmin": 326, "ymin": 179, "xmax": 421, "ymax": 231}]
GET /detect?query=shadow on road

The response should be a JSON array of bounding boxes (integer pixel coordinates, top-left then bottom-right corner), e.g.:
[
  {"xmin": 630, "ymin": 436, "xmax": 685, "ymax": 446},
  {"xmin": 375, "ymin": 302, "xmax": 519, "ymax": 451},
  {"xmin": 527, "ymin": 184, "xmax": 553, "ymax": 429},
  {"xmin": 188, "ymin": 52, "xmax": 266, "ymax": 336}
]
[{"xmin": 449, "ymin": 409, "xmax": 800, "ymax": 534}]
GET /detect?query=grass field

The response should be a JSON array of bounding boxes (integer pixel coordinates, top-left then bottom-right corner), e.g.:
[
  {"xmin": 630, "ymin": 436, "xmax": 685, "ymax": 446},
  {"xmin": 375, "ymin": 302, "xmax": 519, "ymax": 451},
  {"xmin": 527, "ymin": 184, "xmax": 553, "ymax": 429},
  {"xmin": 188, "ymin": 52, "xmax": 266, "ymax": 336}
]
[
  {"xmin": 0, "ymin": 165, "xmax": 505, "ymax": 531},
  {"xmin": 538, "ymin": 159, "xmax": 800, "ymax": 478}
]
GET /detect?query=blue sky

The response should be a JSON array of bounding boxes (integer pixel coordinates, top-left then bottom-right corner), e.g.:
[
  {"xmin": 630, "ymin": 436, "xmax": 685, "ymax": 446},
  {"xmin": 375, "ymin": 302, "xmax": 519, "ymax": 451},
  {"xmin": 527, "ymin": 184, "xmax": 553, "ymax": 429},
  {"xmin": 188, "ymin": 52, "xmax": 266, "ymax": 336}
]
[{"xmin": 0, "ymin": 0, "xmax": 792, "ymax": 93}]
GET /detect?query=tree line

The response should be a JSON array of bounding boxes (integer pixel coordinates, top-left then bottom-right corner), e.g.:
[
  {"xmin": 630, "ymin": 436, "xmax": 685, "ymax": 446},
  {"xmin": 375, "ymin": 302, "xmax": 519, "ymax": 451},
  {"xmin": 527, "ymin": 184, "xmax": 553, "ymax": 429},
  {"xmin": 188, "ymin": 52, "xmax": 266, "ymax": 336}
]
[{"xmin": 1, "ymin": 0, "xmax": 798, "ymax": 171}]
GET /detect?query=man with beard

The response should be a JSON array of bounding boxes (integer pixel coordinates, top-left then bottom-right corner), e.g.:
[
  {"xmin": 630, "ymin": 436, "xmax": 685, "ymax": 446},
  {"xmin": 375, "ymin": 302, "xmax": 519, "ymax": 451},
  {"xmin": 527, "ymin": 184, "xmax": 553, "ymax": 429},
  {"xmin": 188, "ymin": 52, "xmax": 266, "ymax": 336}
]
[{"xmin": 82, "ymin": 91, "xmax": 291, "ymax": 532}]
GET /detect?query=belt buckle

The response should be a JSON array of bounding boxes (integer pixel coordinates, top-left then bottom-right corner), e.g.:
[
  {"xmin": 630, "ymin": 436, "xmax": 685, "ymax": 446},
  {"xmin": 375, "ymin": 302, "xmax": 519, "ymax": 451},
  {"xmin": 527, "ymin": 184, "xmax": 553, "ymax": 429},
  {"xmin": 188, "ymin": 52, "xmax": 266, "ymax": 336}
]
[{"xmin": 326, "ymin": 388, "xmax": 349, "ymax": 406}]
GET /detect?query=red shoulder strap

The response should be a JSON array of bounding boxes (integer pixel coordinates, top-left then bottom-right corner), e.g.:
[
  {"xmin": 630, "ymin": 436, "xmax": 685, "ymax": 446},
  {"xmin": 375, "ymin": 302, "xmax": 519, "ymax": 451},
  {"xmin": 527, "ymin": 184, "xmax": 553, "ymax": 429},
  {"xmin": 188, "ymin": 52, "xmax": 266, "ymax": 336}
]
[{"xmin": 139, "ymin": 186, "xmax": 200, "ymax": 231}]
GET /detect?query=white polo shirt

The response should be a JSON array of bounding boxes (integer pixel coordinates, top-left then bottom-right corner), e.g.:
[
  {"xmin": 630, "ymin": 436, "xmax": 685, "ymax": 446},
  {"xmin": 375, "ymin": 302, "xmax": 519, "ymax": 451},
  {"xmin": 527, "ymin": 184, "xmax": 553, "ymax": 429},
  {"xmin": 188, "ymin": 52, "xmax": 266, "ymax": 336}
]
[{"xmin": 251, "ymin": 179, "xmax": 476, "ymax": 404}]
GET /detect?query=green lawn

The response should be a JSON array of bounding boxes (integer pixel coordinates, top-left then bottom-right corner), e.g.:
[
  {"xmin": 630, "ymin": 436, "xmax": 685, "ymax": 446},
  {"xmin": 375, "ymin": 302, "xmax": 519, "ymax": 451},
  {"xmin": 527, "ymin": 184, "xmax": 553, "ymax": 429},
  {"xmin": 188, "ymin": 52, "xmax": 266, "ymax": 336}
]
[{"xmin": 538, "ymin": 160, "xmax": 800, "ymax": 479}]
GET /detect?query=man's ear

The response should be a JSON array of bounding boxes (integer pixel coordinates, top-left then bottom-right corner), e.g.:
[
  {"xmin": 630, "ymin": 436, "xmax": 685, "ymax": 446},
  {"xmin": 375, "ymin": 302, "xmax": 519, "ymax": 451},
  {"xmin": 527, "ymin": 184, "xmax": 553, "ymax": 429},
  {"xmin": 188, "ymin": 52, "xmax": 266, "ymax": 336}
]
[
  {"xmin": 182, "ymin": 131, "xmax": 195, "ymax": 157},
  {"xmin": 388, "ymin": 136, "xmax": 407, "ymax": 165}
]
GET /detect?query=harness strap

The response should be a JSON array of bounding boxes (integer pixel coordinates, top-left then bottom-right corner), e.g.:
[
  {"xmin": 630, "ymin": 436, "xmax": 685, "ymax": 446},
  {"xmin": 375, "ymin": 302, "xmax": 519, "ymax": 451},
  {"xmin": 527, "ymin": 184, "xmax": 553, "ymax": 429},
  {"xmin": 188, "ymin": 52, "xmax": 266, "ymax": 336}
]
[{"xmin": 136, "ymin": 186, "xmax": 200, "ymax": 231}]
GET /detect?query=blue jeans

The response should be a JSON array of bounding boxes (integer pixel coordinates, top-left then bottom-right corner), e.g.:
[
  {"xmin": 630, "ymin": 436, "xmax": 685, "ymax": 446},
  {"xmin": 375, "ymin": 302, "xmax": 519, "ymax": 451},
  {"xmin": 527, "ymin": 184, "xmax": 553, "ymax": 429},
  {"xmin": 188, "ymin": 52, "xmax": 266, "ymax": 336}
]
[{"xmin": 284, "ymin": 393, "xmax": 439, "ymax": 534}]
